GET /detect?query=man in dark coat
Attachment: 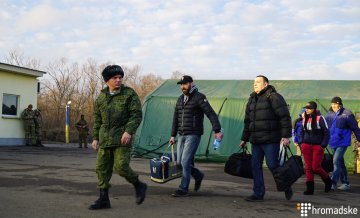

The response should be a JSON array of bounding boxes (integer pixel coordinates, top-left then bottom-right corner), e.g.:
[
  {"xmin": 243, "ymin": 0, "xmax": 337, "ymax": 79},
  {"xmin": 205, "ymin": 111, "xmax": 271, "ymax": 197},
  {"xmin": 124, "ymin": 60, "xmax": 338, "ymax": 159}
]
[
  {"xmin": 240, "ymin": 75, "xmax": 293, "ymax": 201},
  {"xmin": 169, "ymin": 75, "xmax": 223, "ymax": 197}
]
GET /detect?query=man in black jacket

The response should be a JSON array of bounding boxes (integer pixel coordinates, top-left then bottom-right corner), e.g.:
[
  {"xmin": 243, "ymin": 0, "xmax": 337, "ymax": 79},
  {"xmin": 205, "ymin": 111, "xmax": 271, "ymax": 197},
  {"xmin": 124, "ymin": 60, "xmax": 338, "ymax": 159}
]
[
  {"xmin": 240, "ymin": 75, "xmax": 293, "ymax": 202},
  {"xmin": 169, "ymin": 75, "xmax": 223, "ymax": 197}
]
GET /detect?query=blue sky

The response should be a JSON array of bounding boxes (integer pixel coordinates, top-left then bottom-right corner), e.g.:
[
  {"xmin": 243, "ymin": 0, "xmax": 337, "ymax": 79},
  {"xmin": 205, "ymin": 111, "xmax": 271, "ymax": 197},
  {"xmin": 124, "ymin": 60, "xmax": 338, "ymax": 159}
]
[{"xmin": 0, "ymin": 0, "xmax": 359, "ymax": 80}]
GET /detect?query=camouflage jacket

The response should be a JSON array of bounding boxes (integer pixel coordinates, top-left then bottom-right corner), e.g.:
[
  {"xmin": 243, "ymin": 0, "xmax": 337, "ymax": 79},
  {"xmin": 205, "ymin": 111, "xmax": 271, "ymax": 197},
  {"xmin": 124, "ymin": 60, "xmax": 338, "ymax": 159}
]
[
  {"xmin": 34, "ymin": 110, "xmax": 42, "ymax": 128},
  {"xmin": 21, "ymin": 109, "xmax": 35, "ymax": 124},
  {"xmin": 76, "ymin": 119, "xmax": 88, "ymax": 134},
  {"xmin": 92, "ymin": 85, "xmax": 142, "ymax": 148}
]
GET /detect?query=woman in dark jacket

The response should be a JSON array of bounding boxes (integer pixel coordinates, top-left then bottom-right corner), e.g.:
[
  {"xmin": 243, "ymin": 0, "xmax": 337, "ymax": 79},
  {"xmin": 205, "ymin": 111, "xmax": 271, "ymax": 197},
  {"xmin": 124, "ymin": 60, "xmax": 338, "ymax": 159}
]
[{"xmin": 300, "ymin": 101, "xmax": 332, "ymax": 195}]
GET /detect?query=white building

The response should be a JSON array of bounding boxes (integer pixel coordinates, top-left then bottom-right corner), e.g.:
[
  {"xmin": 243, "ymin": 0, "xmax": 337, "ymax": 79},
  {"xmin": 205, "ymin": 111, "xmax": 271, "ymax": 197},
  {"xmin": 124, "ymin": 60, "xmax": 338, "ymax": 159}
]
[{"xmin": 0, "ymin": 62, "xmax": 46, "ymax": 145}]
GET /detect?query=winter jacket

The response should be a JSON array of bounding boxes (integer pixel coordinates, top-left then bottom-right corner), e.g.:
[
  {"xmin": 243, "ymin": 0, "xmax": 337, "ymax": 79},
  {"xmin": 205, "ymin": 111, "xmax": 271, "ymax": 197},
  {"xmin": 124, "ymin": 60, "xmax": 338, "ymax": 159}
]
[
  {"xmin": 293, "ymin": 117, "xmax": 302, "ymax": 144},
  {"xmin": 171, "ymin": 88, "xmax": 221, "ymax": 136},
  {"xmin": 92, "ymin": 85, "xmax": 142, "ymax": 148},
  {"xmin": 241, "ymin": 85, "xmax": 292, "ymax": 145},
  {"xmin": 325, "ymin": 107, "xmax": 360, "ymax": 148},
  {"xmin": 300, "ymin": 110, "xmax": 329, "ymax": 147}
]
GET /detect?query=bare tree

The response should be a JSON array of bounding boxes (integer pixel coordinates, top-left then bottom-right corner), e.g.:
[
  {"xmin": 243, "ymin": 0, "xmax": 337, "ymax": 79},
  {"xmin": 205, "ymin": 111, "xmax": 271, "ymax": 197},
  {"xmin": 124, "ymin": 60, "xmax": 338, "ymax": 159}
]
[
  {"xmin": 3, "ymin": 49, "xmax": 166, "ymax": 142},
  {"xmin": 137, "ymin": 73, "xmax": 163, "ymax": 101},
  {"xmin": 171, "ymin": 70, "xmax": 185, "ymax": 79},
  {"xmin": 4, "ymin": 49, "xmax": 41, "ymax": 69}
]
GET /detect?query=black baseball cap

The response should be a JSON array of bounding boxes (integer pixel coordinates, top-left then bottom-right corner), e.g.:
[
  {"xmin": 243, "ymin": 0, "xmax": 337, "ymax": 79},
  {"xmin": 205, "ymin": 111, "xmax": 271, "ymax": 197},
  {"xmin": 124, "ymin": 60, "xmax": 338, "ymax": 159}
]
[
  {"xmin": 177, "ymin": 75, "xmax": 193, "ymax": 84},
  {"xmin": 331, "ymin": 96, "xmax": 343, "ymax": 105},
  {"xmin": 305, "ymin": 101, "xmax": 317, "ymax": 110}
]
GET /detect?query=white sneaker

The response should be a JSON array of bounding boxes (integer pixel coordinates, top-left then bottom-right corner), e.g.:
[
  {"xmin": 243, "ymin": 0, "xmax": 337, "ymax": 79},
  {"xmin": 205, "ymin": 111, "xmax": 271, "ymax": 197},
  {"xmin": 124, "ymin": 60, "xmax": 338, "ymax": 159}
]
[{"xmin": 337, "ymin": 184, "xmax": 350, "ymax": 190}]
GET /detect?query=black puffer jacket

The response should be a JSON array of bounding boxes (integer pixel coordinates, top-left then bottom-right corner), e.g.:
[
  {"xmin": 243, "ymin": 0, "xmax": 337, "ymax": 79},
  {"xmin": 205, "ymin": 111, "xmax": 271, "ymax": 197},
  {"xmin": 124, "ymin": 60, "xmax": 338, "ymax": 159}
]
[
  {"xmin": 171, "ymin": 88, "xmax": 221, "ymax": 136},
  {"xmin": 241, "ymin": 85, "xmax": 292, "ymax": 145}
]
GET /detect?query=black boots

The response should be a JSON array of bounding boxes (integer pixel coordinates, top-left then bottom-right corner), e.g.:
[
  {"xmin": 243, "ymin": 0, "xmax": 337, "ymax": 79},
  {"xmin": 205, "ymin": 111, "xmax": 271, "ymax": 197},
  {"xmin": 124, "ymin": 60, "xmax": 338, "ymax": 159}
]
[
  {"xmin": 89, "ymin": 188, "xmax": 111, "ymax": 210},
  {"xmin": 304, "ymin": 177, "xmax": 332, "ymax": 195},
  {"xmin": 134, "ymin": 181, "xmax": 147, "ymax": 205},
  {"xmin": 323, "ymin": 176, "xmax": 333, "ymax": 193},
  {"xmin": 89, "ymin": 182, "xmax": 146, "ymax": 210},
  {"xmin": 303, "ymin": 181, "xmax": 314, "ymax": 195}
]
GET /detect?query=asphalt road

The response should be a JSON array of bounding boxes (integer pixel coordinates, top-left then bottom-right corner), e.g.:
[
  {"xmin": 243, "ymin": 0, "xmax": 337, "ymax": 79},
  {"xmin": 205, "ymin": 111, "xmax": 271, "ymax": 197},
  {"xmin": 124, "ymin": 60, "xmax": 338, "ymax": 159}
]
[{"xmin": 0, "ymin": 144, "xmax": 359, "ymax": 218}]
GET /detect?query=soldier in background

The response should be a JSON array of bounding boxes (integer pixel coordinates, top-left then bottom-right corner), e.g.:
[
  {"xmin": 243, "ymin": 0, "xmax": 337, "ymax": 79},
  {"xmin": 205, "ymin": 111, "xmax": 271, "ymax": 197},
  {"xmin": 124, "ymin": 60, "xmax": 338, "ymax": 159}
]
[
  {"xmin": 21, "ymin": 104, "xmax": 36, "ymax": 146},
  {"xmin": 76, "ymin": 114, "xmax": 89, "ymax": 148},
  {"xmin": 34, "ymin": 109, "xmax": 44, "ymax": 147}
]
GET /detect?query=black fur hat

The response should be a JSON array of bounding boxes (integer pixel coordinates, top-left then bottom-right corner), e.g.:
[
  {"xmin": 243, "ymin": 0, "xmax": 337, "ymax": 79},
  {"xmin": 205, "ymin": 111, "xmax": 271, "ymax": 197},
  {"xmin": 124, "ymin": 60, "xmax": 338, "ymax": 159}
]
[{"xmin": 102, "ymin": 65, "xmax": 124, "ymax": 82}]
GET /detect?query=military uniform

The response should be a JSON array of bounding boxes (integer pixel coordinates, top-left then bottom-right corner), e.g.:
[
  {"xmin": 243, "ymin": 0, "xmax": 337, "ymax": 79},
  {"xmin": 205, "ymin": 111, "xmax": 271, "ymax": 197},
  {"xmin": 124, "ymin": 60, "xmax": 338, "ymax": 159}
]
[
  {"xmin": 34, "ymin": 109, "xmax": 43, "ymax": 146},
  {"xmin": 76, "ymin": 116, "xmax": 89, "ymax": 148},
  {"xmin": 89, "ymin": 64, "xmax": 146, "ymax": 210},
  {"xmin": 93, "ymin": 85, "xmax": 142, "ymax": 188},
  {"xmin": 21, "ymin": 107, "xmax": 36, "ymax": 146}
]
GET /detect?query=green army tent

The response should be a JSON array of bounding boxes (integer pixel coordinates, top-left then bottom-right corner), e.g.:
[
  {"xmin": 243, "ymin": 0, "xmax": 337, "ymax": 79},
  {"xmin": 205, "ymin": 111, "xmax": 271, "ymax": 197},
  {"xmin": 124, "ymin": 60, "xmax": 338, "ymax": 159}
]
[{"xmin": 133, "ymin": 80, "xmax": 360, "ymax": 170}]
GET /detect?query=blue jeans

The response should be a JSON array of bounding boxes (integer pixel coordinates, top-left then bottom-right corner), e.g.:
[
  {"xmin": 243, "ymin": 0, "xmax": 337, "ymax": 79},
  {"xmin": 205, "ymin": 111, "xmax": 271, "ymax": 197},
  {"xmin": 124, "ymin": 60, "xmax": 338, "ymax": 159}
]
[
  {"xmin": 331, "ymin": 146, "xmax": 349, "ymax": 186},
  {"xmin": 251, "ymin": 143, "xmax": 280, "ymax": 199},
  {"xmin": 176, "ymin": 135, "xmax": 203, "ymax": 192}
]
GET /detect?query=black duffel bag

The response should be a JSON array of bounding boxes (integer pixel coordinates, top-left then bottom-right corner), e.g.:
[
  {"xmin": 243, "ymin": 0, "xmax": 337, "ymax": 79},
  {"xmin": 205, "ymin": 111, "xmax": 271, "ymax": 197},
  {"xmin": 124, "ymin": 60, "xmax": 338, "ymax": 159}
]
[
  {"xmin": 273, "ymin": 145, "xmax": 305, "ymax": 191},
  {"xmin": 321, "ymin": 147, "xmax": 334, "ymax": 173},
  {"xmin": 224, "ymin": 146, "xmax": 253, "ymax": 179}
]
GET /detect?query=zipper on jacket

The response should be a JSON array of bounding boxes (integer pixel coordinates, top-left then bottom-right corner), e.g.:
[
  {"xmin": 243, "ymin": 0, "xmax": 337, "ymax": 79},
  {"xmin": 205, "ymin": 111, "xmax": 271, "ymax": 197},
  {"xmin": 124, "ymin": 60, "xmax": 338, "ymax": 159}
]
[{"xmin": 181, "ymin": 102, "xmax": 185, "ymax": 135}]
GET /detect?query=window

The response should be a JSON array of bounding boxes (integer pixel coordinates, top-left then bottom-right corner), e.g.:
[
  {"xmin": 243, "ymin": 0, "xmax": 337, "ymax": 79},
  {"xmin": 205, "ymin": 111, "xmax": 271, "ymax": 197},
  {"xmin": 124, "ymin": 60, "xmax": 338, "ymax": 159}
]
[{"xmin": 2, "ymin": 94, "xmax": 19, "ymax": 116}]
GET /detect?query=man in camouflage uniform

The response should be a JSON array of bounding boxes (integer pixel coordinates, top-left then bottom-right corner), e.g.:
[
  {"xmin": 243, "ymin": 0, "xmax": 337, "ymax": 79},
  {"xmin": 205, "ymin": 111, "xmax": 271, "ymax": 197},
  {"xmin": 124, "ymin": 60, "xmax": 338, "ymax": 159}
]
[
  {"xmin": 89, "ymin": 65, "xmax": 147, "ymax": 210},
  {"xmin": 21, "ymin": 104, "xmax": 36, "ymax": 146},
  {"xmin": 34, "ymin": 109, "xmax": 44, "ymax": 147},
  {"xmin": 76, "ymin": 114, "xmax": 89, "ymax": 148}
]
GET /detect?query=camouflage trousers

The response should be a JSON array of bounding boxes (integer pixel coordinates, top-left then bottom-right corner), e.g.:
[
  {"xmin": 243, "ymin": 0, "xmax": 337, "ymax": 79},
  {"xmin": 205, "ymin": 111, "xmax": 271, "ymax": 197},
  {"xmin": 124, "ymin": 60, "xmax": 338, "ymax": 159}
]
[
  {"xmin": 96, "ymin": 146, "xmax": 139, "ymax": 189},
  {"xmin": 24, "ymin": 124, "xmax": 36, "ymax": 145},
  {"xmin": 35, "ymin": 127, "xmax": 42, "ymax": 144},
  {"xmin": 78, "ymin": 133, "xmax": 87, "ymax": 147}
]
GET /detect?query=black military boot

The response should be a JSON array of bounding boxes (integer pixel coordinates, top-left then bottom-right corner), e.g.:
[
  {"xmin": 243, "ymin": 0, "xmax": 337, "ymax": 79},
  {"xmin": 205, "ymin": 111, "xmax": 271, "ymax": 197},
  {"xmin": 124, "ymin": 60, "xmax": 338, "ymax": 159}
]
[
  {"xmin": 322, "ymin": 176, "xmax": 333, "ymax": 193},
  {"xmin": 89, "ymin": 188, "xmax": 111, "ymax": 210},
  {"xmin": 303, "ymin": 181, "xmax": 314, "ymax": 195},
  {"xmin": 134, "ymin": 181, "xmax": 147, "ymax": 205}
]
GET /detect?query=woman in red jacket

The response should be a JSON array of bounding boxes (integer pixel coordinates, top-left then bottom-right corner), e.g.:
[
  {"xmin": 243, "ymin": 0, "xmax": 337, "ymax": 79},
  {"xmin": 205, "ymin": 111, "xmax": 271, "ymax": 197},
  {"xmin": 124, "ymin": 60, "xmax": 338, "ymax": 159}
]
[{"xmin": 300, "ymin": 101, "xmax": 332, "ymax": 195}]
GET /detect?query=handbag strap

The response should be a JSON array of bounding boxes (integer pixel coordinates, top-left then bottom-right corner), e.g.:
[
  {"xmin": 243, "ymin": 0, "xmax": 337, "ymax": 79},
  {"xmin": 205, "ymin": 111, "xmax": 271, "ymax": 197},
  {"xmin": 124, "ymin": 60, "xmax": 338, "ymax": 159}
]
[
  {"xmin": 171, "ymin": 143, "xmax": 175, "ymax": 162},
  {"xmin": 325, "ymin": 147, "xmax": 333, "ymax": 155},
  {"xmin": 240, "ymin": 146, "xmax": 251, "ymax": 156},
  {"xmin": 162, "ymin": 143, "xmax": 176, "ymax": 161},
  {"xmin": 284, "ymin": 145, "xmax": 304, "ymax": 172},
  {"xmin": 279, "ymin": 143, "xmax": 287, "ymax": 166}
]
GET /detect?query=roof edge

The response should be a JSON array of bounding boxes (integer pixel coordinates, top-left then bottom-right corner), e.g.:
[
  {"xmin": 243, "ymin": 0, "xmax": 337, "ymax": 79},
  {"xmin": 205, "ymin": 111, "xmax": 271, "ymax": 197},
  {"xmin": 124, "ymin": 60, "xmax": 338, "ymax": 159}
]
[{"xmin": 0, "ymin": 62, "xmax": 46, "ymax": 77}]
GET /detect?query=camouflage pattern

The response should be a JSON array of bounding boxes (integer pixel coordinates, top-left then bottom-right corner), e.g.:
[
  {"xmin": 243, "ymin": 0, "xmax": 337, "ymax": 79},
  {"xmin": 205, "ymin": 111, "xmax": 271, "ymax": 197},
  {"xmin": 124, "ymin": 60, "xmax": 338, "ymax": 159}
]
[
  {"xmin": 92, "ymin": 85, "xmax": 142, "ymax": 148},
  {"xmin": 96, "ymin": 146, "xmax": 139, "ymax": 188},
  {"xmin": 93, "ymin": 85, "xmax": 142, "ymax": 187},
  {"xmin": 21, "ymin": 108, "xmax": 36, "ymax": 145},
  {"xmin": 34, "ymin": 109, "xmax": 42, "ymax": 145},
  {"xmin": 76, "ymin": 117, "xmax": 89, "ymax": 147}
]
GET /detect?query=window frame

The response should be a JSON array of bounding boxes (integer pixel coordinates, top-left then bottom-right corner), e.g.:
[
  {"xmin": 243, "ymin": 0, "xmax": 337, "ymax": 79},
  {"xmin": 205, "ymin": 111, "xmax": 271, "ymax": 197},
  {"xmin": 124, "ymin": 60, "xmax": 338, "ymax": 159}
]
[{"xmin": 2, "ymin": 93, "xmax": 20, "ymax": 117}]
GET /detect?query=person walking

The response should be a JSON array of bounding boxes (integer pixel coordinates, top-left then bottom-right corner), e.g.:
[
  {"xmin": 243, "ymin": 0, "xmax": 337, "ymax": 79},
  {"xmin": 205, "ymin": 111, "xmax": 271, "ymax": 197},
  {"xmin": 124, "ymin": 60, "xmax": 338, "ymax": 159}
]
[
  {"xmin": 293, "ymin": 107, "xmax": 305, "ymax": 155},
  {"xmin": 325, "ymin": 96, "xmax": 360, "ymax": 191},
  {"xmin": 89, "ymin": 65, "xmax": 147, "ymax": 210},
  {"xmin": 300, "ymin": 101, "xmax": 332, "ymax": 195},
  {"xmin": 239, "ymin": 75, "xmax": 293, "ymax": 202},
  {"xmin": 21, "ymin": 104, "xmax": 36, "ymax": 146},
  {"xmin": 76, "ymin": 114, "xmax": 89, "ymax": 148},
  {"xmin": 169, "ymin": 75, "xmax": 223, "ymax": 197}
]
